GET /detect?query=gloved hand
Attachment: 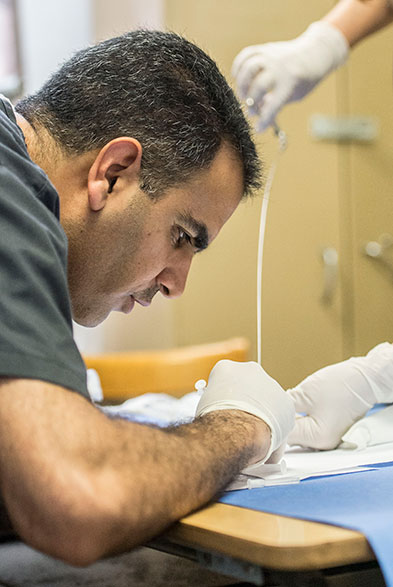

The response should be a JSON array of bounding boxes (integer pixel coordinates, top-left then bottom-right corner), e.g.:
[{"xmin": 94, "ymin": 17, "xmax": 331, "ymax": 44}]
[
  {"xmin": 287, "ymin": 343, "xmax": 393, "ymax": 450},
  {"xmin": 196, "ymin": 360, "xmax": 295, "ymax": 463},
  {"xmin": 232, "ymin": 21, "xmax": 349, "ymax": 132}
]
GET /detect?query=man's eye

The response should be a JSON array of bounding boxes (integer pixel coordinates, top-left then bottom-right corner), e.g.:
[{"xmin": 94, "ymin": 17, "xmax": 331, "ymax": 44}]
[{"xmin": 177, "ymin": 228, "xmax": 192, "ymax": 247}]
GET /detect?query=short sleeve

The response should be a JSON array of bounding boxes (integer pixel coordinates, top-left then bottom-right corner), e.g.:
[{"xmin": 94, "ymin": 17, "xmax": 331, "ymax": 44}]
[{"xmin": 0, "ymin": 117, "xmax": 89, "ymax": 398}]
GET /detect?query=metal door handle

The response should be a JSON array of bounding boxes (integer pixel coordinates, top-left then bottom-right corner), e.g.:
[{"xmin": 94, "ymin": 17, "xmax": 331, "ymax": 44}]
[
  {"xmin": 364, "ymin": 233, "xmax": 393, "ymax": 275},
  {"xmin": 321, "ymin": 247, "xmax": 338, "ymax": 304}
]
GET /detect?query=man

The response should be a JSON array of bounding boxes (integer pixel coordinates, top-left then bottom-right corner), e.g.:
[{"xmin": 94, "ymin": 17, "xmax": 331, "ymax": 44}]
[{"xmin": 0, "ymin": 30, "xmax": 295, "ymax": 565}]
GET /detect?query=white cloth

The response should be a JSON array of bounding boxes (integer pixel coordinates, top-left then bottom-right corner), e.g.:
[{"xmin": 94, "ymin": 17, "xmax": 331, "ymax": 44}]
[
  {"xmin": 103, "ymin": 391, "xmax": 199, "ymax": 426},
  {"xmin": 341, "ymin": 405, "xmax": 393, "ymax": 450},
  {"xmin": 86, "ymin": 368, "xmax": 104, "ymax": 403}
]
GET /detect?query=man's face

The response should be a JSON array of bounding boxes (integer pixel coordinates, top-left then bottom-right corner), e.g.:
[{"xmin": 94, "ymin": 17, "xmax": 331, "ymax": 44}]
[{"xmin": 66, "ymin": 143, "xmax": 244, "ymax": 327}]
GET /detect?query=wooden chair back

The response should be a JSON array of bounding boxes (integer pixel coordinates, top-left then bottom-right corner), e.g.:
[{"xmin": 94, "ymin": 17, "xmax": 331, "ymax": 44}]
[{"xmin": 84, "ymin": 337, "xmax": 250, "ymax": 401}]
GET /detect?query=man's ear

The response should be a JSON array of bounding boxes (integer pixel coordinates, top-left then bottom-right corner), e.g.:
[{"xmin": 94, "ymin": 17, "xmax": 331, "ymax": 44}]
[{"xmin": 87, "ymin": 137, "xmax": 142, "ymax": 211}]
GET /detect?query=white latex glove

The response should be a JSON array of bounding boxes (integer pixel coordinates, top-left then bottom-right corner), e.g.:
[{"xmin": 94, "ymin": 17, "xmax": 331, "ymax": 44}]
[
  {"xmin": 196, "ymin": 360, "xmax": 295, "ymax": 463},
  {"xmin": 232, "ymin": 21, "xmax": 349, "ymax": 132},
  {"xmin": 287, "ymin": 343, "xmax": 393, "ymax": 450}
]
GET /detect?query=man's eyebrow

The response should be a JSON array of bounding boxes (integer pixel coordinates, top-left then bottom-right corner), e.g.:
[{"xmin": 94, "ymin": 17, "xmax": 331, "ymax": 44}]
[{"xmin": 178, "ymin": 212, "xmax": 209, "ymax": 252}]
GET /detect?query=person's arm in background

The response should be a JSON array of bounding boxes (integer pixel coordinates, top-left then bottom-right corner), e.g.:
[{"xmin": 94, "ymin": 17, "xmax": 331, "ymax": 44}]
[
  {"xmin": 0, "ymin": 360, "xmax": 294, "ymax": 566},
  {"xmin": 325, "ymin": 0, "xmax": 393, "ymax": 46},
  {"xmin": 232, "ymin": 0, "xmax": 393, "ymax": 132}
]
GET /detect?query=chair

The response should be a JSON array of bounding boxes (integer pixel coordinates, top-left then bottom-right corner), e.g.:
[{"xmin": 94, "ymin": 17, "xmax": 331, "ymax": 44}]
[{"xmin": 84, "ymin": 337, "xmax": 250, "ymax": 402}]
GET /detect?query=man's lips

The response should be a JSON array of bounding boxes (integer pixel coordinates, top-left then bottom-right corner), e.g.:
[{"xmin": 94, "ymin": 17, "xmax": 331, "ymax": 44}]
[
  {"xmin": 120, "ymin": 294, "xmax": 152, "ymax": 315},
  {"xmin": 134, "ymin": 297, "xmax": 151, "ymax": 307}
]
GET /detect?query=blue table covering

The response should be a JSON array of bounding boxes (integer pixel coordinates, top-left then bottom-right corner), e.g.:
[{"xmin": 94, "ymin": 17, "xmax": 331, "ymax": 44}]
[{"xmin": 220, "ymin": 462, "xmax": 393, "ymax": 586}]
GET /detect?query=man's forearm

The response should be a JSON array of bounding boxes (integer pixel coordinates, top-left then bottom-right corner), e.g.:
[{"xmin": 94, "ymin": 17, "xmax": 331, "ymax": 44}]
[
  {"xmin": 82, "ymin": 409, "xmax": 270, "ymax": 558},
  {"xmin": 0, "ymin": 379, "xmax": 270, "ymax": 565}
]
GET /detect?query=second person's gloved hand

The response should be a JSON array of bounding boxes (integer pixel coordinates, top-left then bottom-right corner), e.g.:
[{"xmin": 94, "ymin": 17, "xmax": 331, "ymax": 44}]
[
  {"xmin": 196, "ymin": 360, "xmax": 295, "ymax": 464},
  {"xmin": 232, "ymin": 21, "xmax": 349, "ymax": 132},
  {"xmin": 287, "ymin": 343, "xmax": 393, "ymax": 450}
]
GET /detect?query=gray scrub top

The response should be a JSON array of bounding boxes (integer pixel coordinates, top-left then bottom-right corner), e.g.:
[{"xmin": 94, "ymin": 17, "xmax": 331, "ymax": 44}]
[{"xmin": 0, "ymin": 96, "xmax": 89, "ymax": 398}]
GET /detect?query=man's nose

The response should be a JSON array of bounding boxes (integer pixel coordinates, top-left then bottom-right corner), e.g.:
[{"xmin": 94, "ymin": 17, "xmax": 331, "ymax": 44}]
[{"xmin": 157, "ymin": 252, "xmax": 193, "ymax": 299}]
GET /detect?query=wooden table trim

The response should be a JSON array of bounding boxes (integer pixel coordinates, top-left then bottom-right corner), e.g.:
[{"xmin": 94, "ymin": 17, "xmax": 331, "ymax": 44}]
[{"xmin": 165, "ymin": 503, "xmax": 375, "ymax": 571}]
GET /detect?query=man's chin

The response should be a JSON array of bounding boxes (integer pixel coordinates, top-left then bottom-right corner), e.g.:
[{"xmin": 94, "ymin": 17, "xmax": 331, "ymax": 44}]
[
  {"xmin": 72, "ymin": 305, "xmax": 110, "ymax": 328},
  {"xmin": 73, "ymin": 316, "xmax": 103, "ymax": 328}
]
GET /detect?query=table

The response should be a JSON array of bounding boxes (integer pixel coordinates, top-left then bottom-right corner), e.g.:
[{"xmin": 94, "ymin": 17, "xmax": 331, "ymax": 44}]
[
  {"xmin": 0, "ymin": 502, "xmax": 384, "ymax": 586},
  {"xmin": 152, "ymin": 502, "xmax": 385, "ymax": 586}
]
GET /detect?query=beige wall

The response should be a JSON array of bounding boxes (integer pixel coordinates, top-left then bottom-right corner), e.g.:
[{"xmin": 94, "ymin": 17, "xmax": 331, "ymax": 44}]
[
  {"xmin": 93, "ymin": 0, "xmax": 163, "ymax": 40},
  {"xmin": 347, "ymin": 27, "xmax": 393, "ymax": 355}
]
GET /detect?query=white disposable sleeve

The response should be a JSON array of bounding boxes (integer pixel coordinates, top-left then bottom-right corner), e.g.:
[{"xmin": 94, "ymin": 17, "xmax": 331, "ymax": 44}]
[{"xmin": 363, "ymin": 343, "xmax": 393, "ymax": 403}]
